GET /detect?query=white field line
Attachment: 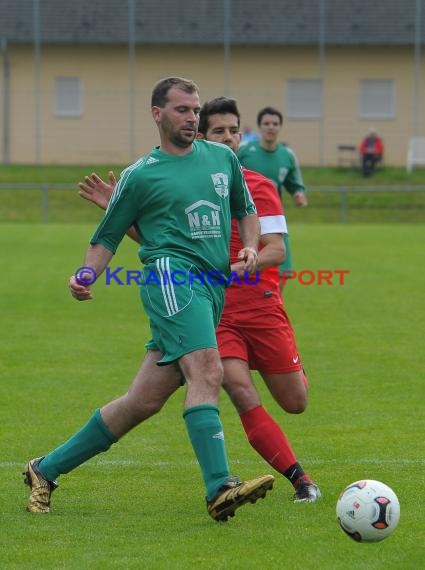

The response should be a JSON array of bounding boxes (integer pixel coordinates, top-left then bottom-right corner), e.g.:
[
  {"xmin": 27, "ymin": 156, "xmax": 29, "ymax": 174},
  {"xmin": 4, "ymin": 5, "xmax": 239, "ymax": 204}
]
[{"xmin": 2, "ymin": 457, "xmax": 424, "ymax": 468}]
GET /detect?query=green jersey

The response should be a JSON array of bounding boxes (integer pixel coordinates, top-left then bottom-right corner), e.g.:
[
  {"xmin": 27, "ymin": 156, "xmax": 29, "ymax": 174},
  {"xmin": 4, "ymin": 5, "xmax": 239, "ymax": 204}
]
[
  {"xmin": 238, "ymin": 140, "xmax": 305, "ymax": 198},
  {"xmin": 91, "ymin": 140, "xmax": 256, "ymax": 277}
]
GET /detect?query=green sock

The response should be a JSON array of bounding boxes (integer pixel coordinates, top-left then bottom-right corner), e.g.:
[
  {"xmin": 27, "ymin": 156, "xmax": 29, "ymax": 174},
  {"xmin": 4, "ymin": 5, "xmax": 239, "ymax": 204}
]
[
  {"xmin": 183, "ymin": 404, "xmax": 230, "ymax": 501},
  {"xmin": 38, "ymin": 409, "xmax": 118, "ymax": 481}
]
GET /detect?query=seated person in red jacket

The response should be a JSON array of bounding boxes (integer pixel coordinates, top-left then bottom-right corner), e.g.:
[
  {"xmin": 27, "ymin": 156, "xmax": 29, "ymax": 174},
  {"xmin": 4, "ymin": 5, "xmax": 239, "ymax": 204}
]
[{"xmin": 359, "ymin": 128, "xmax": 384, "ymax": 176}]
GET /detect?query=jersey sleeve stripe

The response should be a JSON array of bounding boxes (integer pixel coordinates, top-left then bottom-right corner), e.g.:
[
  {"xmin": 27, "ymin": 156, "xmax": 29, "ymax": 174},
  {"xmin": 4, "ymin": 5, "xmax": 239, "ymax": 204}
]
[
  {"xmin": 91, "ymin": 157, "xmax": 146, "ymax": 241},
  {"xmin": 106, "ymin": 156, "xmax": 146, "ymax": 213}
]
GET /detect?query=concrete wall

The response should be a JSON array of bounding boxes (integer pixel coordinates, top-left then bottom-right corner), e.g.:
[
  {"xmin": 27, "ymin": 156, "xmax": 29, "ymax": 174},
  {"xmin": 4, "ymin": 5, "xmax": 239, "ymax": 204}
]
[{"xmin": 0, "ymin": 43, "xmax": 424, "ymax": 166}]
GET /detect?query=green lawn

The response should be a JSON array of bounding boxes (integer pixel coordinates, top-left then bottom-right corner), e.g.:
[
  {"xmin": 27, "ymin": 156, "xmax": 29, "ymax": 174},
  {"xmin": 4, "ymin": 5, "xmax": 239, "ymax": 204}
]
[
  {"xmin": 1, "ymin": 164, "xmax": 425, "ymax": 185},
  {"xmin": 1, "ymin": 165, "xmax": 424, "ymax": 223},
  {"xmin": 0, "ymin": 222, "xmax": 423, "ymax": 569}
]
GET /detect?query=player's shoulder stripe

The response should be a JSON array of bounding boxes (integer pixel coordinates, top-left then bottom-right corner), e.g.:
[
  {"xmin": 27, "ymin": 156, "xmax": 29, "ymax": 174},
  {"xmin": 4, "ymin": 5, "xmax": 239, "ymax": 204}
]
[
  {"xmin": 245, "ymin": 141, "xmax": 259, "ymax": 152},
  {"xmin": 120, "ymin": 155, "xmax": 149, "ymax": 178},
  {"xmin": 280, "ymin": 144, "xmax": 295, "ymax": 157},
  {"xmin": 108, "ymin": 155, "xmax": 147, "ymax": 210}
]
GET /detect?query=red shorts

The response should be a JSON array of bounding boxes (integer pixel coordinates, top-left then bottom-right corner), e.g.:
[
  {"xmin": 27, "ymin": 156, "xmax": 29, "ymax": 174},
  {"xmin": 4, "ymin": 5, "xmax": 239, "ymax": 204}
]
[{"xmin": 216, "ymin": 304, "xmax": 302, "ymax": 374}]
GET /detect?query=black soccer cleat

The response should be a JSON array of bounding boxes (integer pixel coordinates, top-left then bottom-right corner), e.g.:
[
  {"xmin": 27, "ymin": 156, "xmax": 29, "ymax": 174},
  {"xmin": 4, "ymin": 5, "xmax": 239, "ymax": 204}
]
[{"xmin": 293, "ymin": 480, "xmax": 321, "ymax": 503}]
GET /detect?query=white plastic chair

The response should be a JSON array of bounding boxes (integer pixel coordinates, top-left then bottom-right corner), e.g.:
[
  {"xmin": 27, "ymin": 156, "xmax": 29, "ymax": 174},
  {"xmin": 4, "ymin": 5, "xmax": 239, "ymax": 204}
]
[{"xmin": 406, "ymin": 137, "xmax": 425, "ymax": 173}]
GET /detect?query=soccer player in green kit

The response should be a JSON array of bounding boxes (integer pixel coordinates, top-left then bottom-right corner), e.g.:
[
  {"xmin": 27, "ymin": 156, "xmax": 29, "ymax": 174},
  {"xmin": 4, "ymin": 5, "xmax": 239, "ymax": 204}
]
[
  {"xmin": 23, "ymin": 77, "xmax": 274, "ymax": 522},
  {"xmin": 238, "ymin": 107, "xmax": 307, "ymax": 279},
  {"xmin": 76, "ymin": 97, "xmax": 320, "ymax": 504}
]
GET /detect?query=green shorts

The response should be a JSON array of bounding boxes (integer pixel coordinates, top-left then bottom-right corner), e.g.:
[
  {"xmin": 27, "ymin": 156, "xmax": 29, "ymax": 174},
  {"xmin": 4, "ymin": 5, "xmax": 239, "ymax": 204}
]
[
  {"xmin": 140, "ymin": 257, "xmax": 225, "ymax": 366},
  {"xmin": 279, "ymin": 233, "xmax": 293, "ymax": 274}
]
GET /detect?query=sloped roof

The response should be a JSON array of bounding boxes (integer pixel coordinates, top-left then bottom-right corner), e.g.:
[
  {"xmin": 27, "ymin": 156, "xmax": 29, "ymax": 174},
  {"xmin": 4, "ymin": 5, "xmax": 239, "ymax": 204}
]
[{"xmin": 0, "ymin": 0, "xmax": 423, "ymax": 46}]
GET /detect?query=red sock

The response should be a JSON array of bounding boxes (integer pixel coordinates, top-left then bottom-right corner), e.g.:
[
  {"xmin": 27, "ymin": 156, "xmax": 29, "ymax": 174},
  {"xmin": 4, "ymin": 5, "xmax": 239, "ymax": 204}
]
[{"xmin": 239, "ymin": 405, "xmax": 297, "ymax": 474}]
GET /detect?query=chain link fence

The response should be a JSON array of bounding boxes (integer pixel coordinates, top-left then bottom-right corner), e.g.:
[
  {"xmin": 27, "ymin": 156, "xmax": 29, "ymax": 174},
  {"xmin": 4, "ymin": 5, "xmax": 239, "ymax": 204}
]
[{"xmin": 1, "ymin": 184, "xmax": 424, "ymax": 224}]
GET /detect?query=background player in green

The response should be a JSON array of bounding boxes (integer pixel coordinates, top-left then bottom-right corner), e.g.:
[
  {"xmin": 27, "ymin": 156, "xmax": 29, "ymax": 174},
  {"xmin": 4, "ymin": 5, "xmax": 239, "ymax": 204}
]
[
  {"xmin": 23, "ymin": 76, "xmax": 274, "ymax": 522},
  {"xmin": 238, "ymin": 106, "xmax": 307, "ymax": 279}
]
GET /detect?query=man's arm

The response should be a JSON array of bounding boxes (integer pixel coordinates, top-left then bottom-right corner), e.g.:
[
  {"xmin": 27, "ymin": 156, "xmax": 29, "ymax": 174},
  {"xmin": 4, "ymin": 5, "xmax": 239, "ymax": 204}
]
[
  {"xmin": 78, "ymin": 172, "xmax": 141, "ymax": 244},
  {"xmin": 231, "ymin": 232, "xmax": 284, "ymax": 276},
  {"xmin": 283, "ymin": 175, "xmax": 308, "ymax": 207},
  {"xmin": 236, "ymin": 214, "xmax": 260, "ymax": 273},
  {"xmin": 282, "ymin": 148, "xmax": 308, "ymax": 208},
  {"xmin": 69, "ymin": 243, "xmax": 114, "ymax": 301},
  {"xmin": 255, "ymin": 232, "xmax": 285, "ymax": 270},
  {"xmin": 292, "ymin": 191, "xmax": 308, "ymax": 207},
  {"xmin": 78, "ymin": 171, "xmax": 116, "ymax": 209}
]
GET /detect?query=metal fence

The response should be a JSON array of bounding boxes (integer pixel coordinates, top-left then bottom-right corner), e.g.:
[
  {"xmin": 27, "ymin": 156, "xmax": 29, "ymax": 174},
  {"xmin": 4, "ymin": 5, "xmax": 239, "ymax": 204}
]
[{"xmin": 1, "ymin": 183, "xmax": 424, "ymax": 224}]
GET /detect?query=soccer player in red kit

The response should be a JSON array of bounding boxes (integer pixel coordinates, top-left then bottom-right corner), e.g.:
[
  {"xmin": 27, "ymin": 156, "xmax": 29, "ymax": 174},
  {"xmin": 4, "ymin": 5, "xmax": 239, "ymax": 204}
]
[{"xmin": 198, "ymin": 98, "xmax": 320, "ymax": 502}]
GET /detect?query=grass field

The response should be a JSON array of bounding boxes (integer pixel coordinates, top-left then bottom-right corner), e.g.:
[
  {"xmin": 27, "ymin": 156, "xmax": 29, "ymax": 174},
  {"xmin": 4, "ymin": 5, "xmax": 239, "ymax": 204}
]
[
  {"xmin": 1, "ymin": 164, "xmax": 425, "ymax": 185},
  {"xmin": 1, "ymin": 220, "xmax": 424, "ymax": 569},
  {"xmin": 1, "ymin": 165, "xmax": 425, "ymax": 224}
]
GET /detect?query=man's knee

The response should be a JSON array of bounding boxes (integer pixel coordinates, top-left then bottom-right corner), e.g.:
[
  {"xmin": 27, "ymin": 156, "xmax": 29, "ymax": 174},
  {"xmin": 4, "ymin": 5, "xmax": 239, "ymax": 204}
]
[
  {"xmin": 274, "ymin": 386, "xmax": 308, "ymax": 414},
  {"xmin": 203, "ymin": 357, "xmax": 224, "ymax": 390},
  {"xmin": 282, "ymin": 397, "xmax": 307, "ymax": 414},
  {"xmin": 181, "ymin": 348, "xmax": 224, "ymax": 390},
  {"xmin": 224, "ymin": 382, "xmax": 261, "ymax": 414},
  {"xmin": 123, "ymin": 392, "xmax": 165, "ymax": 422}
]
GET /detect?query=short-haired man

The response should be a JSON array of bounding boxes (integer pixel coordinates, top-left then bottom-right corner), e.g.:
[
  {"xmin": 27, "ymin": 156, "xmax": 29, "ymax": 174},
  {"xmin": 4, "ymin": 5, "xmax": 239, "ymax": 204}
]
[
  {"xmin": 198, "ymin": 98, "xmax": 319, "ymax": 502},
  {"xmin": 238, "ymin": 106, "xmax": 307, "ymax": 279},
  {"xmin": 23, "ymin": 77, "xmax": 274, "ymax": 522},
  {"xmin": 77, "ymin": 97, "xmax": 320, "ymax": 503}
]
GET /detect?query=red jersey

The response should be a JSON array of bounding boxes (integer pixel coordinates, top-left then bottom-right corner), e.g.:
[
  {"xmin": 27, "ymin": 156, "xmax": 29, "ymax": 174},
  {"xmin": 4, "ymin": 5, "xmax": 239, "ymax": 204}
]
[
  {"xmin": 359, "ymin": 136, "xmax": 384, "ymax": 156},
  {"xmin": 224, "ymin": 167, "xmax": 287, "ymax": 313}
]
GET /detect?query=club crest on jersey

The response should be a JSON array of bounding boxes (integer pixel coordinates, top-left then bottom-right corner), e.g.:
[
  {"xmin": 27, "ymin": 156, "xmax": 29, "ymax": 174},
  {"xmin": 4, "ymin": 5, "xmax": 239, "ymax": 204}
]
[
  {"xmin": 211, "ymin": 173, "xmax": 229, "ymax": 198},
  {"xmin": 278, "ymin": 167, "xmax": 288, "ymax": 184}
]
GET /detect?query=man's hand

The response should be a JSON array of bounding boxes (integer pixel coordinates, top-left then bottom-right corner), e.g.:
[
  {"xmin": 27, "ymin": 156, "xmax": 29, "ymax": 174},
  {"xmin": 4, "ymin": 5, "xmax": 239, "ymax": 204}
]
[
  {"xmin": 78, "ymin": 171, "xmax": 117, "ymax": 210},
  {"xmin": 237, "ymin": 246, "xmax": 258, "ymax": 273},
  {"xmin": 230, "ymin": 260, "xmax": 245, "ymax": 278},
  {"xmin": 293, "ymin": 191, "xmax": 308, "ymax": 207},
  {"xmin": 79, "ymin": 171, "xmax": 141, "ymax": 245},
  {"xmin": 236, "ymin": 214, "xmax": 260, "ymax": 273},
  {"xmin": 69, "ymin": 275, "xmax": 93, "ymax": 301},
  {"xmin": 69, "ymin": 244, "xmax": 112, "ymax": 301}
]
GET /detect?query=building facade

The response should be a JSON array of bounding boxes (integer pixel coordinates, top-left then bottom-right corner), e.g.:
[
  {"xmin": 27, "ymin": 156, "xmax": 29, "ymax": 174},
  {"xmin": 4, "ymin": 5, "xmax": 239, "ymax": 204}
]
[{"xmin": 0, "ymin": 0, "xmax": 424, "ymax": 166}]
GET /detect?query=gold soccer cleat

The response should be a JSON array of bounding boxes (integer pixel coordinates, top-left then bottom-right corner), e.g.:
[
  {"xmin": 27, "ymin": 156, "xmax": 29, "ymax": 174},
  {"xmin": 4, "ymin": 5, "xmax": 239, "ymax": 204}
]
[
  {"xmin": 207, "ymin": 474, "xmax": 274, "ymax": 522},
  {"xmin": 23, "ymin": 457, "xmax": 58, "ymax": 513}
]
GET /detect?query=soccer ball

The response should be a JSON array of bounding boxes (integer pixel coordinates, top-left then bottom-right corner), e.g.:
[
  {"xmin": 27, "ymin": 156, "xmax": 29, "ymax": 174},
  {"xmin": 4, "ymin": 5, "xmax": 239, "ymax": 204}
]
[{"xmin": 336, "ymin": 479, "xmax": 400, "ymax": 543}]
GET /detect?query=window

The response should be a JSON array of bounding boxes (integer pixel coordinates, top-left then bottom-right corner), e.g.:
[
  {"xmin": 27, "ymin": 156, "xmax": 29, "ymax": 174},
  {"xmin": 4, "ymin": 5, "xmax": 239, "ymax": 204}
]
[
  {"xmin": 286, "ymin": 79, "xmax": 322, "ymax": 119},
  {"xmin": 359, "ymin": 80, "xmax": 394, "ymax": 119},
  {"xmin": 55, "ymin": 77, "xmax": 82, "ymax": 117}
]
